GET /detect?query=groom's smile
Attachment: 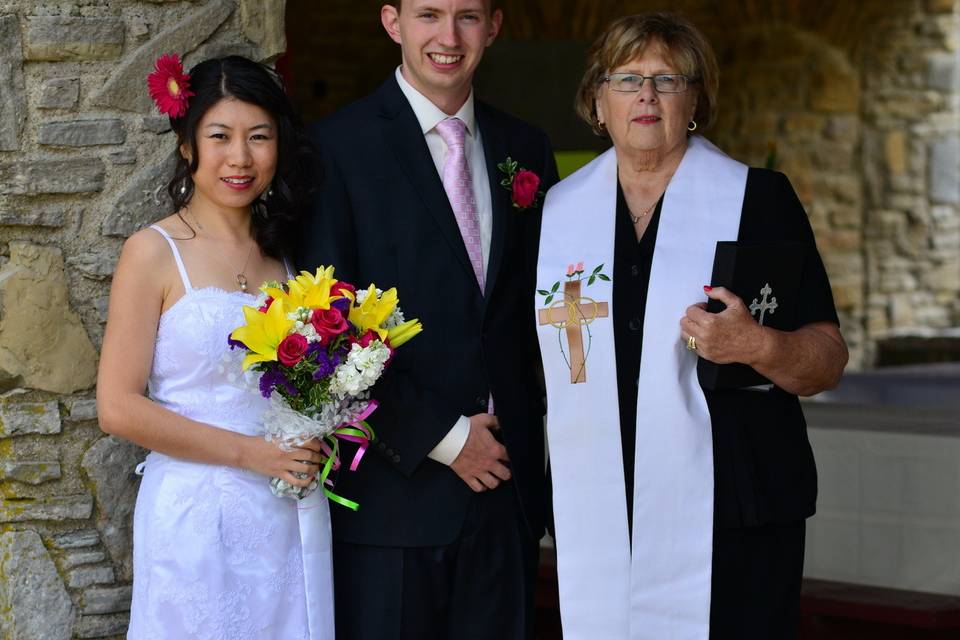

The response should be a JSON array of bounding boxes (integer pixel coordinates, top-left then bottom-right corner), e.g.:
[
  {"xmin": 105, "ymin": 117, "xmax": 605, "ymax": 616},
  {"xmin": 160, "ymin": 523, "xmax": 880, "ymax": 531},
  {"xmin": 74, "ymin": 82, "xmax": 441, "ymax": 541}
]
[{"xmin": 427, "ymin": 52, "xmax": 465, "ymax": 67}]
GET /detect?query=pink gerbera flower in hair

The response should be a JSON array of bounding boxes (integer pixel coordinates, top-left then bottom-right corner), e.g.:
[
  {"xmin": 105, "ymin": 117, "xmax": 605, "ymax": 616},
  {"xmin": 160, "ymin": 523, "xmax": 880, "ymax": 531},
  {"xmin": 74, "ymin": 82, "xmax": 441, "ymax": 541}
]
[{"xmin": 147, "ymin": 53, "xmax": 194, "ymax": 118}]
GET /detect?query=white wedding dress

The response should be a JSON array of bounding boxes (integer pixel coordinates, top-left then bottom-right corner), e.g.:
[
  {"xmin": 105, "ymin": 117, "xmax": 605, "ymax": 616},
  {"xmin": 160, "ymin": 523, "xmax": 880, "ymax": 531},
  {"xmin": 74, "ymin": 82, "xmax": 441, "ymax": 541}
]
[{"xmin": 127, "ymin": 225, "xmax": 334, "ymax": 640}]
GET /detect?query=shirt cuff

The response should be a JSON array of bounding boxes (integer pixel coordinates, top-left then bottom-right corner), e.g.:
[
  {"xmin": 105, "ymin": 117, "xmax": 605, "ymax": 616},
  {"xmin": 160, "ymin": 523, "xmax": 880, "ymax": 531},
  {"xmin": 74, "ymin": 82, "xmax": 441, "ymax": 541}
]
[{"xmin": 427, "ymin": 415, "xmax": 470, "ymax": 466}]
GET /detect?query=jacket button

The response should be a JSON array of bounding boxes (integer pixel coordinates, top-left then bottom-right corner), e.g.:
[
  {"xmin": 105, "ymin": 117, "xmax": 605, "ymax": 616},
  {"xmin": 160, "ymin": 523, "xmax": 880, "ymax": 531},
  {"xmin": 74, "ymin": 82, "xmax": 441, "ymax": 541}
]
[
  {"xmin": 385, "ymin": 448, "xmax": 394, "ymax": 457},
  {"xmin": 628, "ymin": 317, "xmax": 642, "ymax": 331},
  {"xmin": 376, "ymin": 441, "xmax": 386, "ymax": 450},
  {"xmin": 392, "ymin": 454, "xmax": 401, "ymax": 463},
  {"xmin": 631, "ymin": 264, "xmax": 639, "ymax": 277},
  {"xmin": 475, "ymin": 395, "xmax": 486, "ymax": 408}
]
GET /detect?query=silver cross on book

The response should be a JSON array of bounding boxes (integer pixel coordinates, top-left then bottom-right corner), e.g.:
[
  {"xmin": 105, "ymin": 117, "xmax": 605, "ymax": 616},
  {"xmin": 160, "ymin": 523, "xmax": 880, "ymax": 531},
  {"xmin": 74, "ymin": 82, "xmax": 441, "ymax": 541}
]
[{"xmin": 697, "ymin": 241, "xmax": 806, "ymax": 390}]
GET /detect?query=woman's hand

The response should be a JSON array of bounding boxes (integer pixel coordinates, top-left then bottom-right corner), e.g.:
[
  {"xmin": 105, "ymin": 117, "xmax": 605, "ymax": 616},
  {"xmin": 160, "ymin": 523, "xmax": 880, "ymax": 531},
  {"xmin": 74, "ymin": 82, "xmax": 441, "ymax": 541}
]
[
  {"xmin": 239, "ymin": 436, "xmax": 325, "ymax": 488},
  {"xmin": 679, "ymin": 285, "xmax": 848, "ymax": 396},
  {"xmin": 680, "ymin": 286, "xmax": 761, "ymax": 365}
]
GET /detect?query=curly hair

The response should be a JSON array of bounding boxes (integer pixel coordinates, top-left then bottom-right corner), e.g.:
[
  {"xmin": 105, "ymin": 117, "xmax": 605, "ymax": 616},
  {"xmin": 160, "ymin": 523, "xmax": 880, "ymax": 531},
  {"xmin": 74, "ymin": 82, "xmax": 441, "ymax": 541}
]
[{"xmin": 164, "ymin": 56, "xmax": 314, "ymax": 259}]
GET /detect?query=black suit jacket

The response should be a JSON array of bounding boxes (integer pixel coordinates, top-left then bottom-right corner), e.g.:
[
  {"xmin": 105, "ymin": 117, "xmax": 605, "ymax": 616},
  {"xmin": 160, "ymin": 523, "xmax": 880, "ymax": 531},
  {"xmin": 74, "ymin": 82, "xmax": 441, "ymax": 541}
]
[{"xmin": 297, "ymin": 77, "xmax": 558, "ymax": 547}]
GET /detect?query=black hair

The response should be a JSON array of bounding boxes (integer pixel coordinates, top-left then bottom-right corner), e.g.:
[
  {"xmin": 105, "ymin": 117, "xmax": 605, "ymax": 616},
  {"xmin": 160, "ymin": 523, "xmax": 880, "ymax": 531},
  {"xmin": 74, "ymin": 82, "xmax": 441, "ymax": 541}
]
[{"xmin": 165, "ymin": 56, "xmax": 314, "ymax": 259}]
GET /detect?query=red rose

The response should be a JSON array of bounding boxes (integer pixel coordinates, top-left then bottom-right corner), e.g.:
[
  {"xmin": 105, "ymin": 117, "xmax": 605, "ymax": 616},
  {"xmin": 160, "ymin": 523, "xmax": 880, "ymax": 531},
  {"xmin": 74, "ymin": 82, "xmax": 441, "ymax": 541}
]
[
  {"xmin": 258, "ymin": 295, "xmax": 274, "ymax": 313},
  {"xmin": 311, "ymin": 308, "xmax": 350, "ymax": 342},
  {"xmin": 349, "ymin": 329, "xmax": 378, "ymax": 348},
  {"xmin": 511, "ymin": 170, "xmax": 541, "ymax": 208},
  {"xmin": 334, "ymin": 281, "xmax": 356, "ymax": 297},
  {"xmin": 277, "ymin": 333, "xmax": 308, "ymax": 366}
]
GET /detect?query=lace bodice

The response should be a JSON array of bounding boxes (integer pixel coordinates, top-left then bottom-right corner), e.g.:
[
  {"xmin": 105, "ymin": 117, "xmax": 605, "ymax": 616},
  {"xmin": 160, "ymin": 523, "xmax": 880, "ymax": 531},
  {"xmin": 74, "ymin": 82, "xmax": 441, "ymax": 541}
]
[{"xmin": 145, "ymin": 225, "xmax": 285, "ymax": 436}]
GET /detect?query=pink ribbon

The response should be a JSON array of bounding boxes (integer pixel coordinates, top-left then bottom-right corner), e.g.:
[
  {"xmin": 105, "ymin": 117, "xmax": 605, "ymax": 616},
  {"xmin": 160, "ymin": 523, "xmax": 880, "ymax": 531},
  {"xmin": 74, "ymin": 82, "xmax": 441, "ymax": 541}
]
[{"xmin": 336, "ymin": 400, "xmax": 378, "ymax": 471}]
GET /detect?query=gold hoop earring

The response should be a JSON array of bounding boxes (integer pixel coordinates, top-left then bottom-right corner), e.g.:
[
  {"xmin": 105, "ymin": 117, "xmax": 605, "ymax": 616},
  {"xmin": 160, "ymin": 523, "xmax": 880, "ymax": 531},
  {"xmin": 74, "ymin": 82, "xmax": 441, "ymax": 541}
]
[{"xmin": 687, "ymin": 120, "xmax": 698, "ymax": 132}]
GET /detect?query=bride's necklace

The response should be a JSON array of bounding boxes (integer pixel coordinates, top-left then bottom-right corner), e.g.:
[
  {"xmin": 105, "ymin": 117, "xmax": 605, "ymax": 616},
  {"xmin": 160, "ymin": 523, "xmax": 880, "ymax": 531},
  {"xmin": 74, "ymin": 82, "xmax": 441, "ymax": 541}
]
[
  {"xmin": 189, "ymin": 207, "xmax": 256, "ymax": 292},
  {"xmin": 233, "ymin": 244, "xmax": 255, "ymax": 292}
]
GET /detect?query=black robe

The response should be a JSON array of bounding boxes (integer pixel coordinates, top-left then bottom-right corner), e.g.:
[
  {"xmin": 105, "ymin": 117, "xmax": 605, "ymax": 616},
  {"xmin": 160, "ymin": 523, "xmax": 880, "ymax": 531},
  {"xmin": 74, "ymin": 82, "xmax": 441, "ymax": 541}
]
[{"xmin": 612, "ymin": 167, "xmax": 839, "ymax": 639}]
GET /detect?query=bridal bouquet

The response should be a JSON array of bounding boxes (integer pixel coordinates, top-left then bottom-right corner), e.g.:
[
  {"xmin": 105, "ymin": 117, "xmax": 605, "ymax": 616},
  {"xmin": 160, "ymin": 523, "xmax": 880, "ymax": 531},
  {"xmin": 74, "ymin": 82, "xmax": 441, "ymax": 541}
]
[{"xmin": 228, "ymin": 266, "xmax": 422, "ymax": 505}]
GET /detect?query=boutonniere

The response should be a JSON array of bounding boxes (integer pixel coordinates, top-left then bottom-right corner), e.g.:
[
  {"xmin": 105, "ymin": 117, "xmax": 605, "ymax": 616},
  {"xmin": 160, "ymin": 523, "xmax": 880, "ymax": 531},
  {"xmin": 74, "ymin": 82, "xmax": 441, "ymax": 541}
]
[{"xmin": 497, "ymin": 157, "xmax": 544, "ymax": 210}]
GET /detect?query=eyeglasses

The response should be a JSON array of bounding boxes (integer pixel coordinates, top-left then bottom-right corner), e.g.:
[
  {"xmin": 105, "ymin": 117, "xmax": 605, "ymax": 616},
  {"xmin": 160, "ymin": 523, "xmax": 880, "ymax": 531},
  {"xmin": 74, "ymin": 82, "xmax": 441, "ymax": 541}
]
[{"xmin": 601, "ymin": 73, "xmax": 691, "ymax": 94}]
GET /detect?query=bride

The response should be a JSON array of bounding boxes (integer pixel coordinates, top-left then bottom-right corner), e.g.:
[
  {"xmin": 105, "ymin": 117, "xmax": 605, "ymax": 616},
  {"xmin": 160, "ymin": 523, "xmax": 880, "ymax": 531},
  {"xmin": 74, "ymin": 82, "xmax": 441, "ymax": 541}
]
[{"xmin": 96, "ymin": 55, "xmax": 331, "ymax": 639}]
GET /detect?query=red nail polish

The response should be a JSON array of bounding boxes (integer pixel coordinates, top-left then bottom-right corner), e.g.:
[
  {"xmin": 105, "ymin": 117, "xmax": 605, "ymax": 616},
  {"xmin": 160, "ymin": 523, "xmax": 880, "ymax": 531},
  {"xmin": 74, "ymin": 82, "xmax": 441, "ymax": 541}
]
[{"xmin": 703, "ymin": 285, "xmax": 713, "ymax": 292}]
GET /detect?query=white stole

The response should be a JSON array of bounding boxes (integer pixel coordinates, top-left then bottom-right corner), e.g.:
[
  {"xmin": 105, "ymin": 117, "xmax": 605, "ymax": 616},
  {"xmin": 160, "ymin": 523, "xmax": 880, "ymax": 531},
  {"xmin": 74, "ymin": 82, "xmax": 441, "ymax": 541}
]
[{"xmin": 536, "ymin": 136, "xmax": 747, "ymax": 640}]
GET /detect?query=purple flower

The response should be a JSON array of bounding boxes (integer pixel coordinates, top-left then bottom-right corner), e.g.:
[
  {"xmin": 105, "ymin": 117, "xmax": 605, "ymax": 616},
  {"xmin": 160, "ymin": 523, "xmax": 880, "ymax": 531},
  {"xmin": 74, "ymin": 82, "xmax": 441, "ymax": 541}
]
[
  {"xmin": 332, "ymin": 297, "xmax": 351, "ymax": 314},
  {"xmin": 227, "ymin": 336, "xmax": 248, "ymax": 350},
  {"xmin": 311, "ymin": 346, "xmax": 341, "ymax": 380},
  {"xmin": 259, "ymin": 369, "xmax": 298, "ymax": 398}
]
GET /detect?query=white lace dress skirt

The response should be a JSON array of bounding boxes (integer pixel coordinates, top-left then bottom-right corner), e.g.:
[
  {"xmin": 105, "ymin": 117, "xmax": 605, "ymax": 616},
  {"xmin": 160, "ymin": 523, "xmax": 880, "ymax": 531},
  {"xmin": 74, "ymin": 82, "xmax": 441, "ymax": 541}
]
[{"xmin": 128, "ymin": 448, "xmax": 333, "ymax": 640}]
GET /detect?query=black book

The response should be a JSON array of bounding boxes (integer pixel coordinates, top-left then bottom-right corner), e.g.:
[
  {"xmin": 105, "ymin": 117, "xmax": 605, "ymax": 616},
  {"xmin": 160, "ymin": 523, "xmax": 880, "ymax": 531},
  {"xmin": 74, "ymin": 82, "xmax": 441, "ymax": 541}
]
[{"xmin": 697, "ymin": 241, "xmax": 806, "ymax": 390}]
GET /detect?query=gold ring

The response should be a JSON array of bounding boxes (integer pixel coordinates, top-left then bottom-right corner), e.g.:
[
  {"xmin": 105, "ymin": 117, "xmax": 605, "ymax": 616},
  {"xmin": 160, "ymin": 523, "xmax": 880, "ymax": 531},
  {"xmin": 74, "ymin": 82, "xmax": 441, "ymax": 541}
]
[{"xmin": 686, "ymin": 335, "xmax": 697, "ymax": 351}]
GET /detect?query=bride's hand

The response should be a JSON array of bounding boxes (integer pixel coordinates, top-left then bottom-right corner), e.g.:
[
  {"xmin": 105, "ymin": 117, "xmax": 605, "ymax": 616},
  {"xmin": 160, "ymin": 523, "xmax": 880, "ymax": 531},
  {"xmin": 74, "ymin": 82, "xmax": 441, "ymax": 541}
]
[{"xmin": 239, "ymin": 436, "xmax": 324, "ymax": 487}]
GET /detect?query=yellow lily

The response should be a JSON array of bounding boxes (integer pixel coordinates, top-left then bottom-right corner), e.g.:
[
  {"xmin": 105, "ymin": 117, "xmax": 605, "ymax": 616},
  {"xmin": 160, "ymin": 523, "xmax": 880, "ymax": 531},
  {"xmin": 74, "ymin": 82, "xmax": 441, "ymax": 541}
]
[
  {"xmin": 347, "ymin": 285, "xmax": 398, "ymax": 340},
  {"xmin": 387, "ymin": 319, "xmax": 423, "ymax": 348},
  {"xmin": 230, "ymin": 298, "xmax": 295, "ymax": 370},
  {"xmin": 267, "ymin": 269, "xmax": 341, "ymax": 313},
  {"xmin": 294, "ymin": 266, "xmax": 336, "ymax": 290}
]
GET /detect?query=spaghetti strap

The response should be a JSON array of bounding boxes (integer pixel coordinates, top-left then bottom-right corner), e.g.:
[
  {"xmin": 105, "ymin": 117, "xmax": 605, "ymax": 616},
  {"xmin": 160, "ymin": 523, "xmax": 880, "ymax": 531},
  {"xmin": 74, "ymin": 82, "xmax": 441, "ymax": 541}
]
[
  {"xmin": 282, "ymin": 256, "xmax": 295, "ymax": 280},
  {"xmin": 149, "ymin": 224, "xmax": 193, "ymax": 291}
]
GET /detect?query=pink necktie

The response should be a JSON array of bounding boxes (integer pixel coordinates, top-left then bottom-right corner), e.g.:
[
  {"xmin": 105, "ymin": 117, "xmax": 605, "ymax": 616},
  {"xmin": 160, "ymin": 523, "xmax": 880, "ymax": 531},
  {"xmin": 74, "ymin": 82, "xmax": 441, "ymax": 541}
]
[{"xmin": 436, "ymin": 117, "xmax": 485, "ymax": 292}]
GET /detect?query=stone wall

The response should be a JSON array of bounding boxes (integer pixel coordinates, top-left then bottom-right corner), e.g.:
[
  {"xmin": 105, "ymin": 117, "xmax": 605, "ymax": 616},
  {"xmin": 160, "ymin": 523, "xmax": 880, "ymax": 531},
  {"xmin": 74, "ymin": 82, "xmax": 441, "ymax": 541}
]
[
  {"xmin": 859, "ymin": 0, "xmax": 960, "ymax": 364},
  {"xmin": 0, "ymin": 1, "xmax": 284, "ymax": 638}
]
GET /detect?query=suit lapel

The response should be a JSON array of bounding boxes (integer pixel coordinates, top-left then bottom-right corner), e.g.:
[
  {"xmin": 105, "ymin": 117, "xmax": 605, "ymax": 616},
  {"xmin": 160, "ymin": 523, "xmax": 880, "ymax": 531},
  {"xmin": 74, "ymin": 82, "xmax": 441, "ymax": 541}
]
[
  {"xmin": 477, "ymin": 103, "xmax": 510, "ymax": 302},
  {"xmin": 377, "ymin": 79, "xmax": 479, "ymax": 289}
]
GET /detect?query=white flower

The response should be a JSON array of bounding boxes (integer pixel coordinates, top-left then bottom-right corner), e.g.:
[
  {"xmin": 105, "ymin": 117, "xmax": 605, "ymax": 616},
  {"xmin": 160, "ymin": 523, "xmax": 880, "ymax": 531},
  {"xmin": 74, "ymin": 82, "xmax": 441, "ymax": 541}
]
[
  {"xmin": 383, "ymin": 306, "xmax": 406, "ymax": 329},
  {"xmin": 329, "ymin": 341, "xmax": 391, "ymax": 396},
  {"xmin": 296, "ymin": 323, "xmax": 320, "ymax": 342},
  {"xmin": 287, "ymin": 307, "xmax": 311, "ymax": 323}
]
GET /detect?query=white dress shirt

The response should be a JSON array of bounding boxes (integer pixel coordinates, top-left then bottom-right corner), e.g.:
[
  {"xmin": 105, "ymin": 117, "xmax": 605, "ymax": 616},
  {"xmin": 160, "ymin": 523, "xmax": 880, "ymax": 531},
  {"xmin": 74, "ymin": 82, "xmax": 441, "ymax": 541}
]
[{"xmin": 395, "ymin": 67, "xmax": 490, "ymax": 466}]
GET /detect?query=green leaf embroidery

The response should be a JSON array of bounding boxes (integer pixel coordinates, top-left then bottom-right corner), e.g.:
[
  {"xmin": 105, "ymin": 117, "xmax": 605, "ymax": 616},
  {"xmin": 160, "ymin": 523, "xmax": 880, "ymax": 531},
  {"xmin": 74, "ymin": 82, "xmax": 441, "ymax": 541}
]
[
  {"xmin": 544, "ymin": 295, "xmax": 554, "ymax": 305},
  {"xmin": 587, "ymin": 276, "xmax": 596, "ymax": 285},
  {"xmin": 537, "ymin": 289, "xmax": 550, "ymax": 296},
  {"xmin": 597, "ymin": 274, "xmax": 611, "ymax": 281},
  {"xmin": 550, "ymin": 281, "xmax": 560, "ymax": 293}
]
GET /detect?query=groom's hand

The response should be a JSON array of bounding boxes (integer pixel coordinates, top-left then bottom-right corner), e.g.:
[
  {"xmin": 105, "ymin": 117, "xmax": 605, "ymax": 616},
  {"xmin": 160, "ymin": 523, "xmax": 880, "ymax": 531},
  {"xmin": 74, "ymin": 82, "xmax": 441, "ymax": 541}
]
[{"xmin": 450, "ymin": 414, "xmax": 511, "ymax": 492}]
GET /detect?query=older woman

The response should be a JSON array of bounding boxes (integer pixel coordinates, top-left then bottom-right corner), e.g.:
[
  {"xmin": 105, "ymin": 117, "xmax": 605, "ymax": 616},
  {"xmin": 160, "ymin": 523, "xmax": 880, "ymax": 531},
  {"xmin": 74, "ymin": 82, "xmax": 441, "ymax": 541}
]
[{"xmin": 536, "ymin": 12, "xmax": 848, "ymax": 640}]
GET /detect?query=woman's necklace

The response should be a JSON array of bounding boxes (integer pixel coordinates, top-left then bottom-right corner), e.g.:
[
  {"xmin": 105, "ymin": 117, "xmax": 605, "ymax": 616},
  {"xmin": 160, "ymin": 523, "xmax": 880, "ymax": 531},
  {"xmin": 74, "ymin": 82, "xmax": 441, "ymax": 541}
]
[
  {"xmin": 188, "ymin": 207, "xmax": 256, "ymax": 292},
  {"xmin": 234, "ymin": 243, "xmax": 255, "ymax": 292},
  {"xmin": 629, "ymin": 195, "xmax": 661, "ymax": 224}
]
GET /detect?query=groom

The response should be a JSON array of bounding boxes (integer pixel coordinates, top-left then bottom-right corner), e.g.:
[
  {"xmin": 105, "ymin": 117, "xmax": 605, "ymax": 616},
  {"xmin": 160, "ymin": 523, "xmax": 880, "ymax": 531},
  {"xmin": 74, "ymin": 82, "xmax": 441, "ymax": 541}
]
[{"xmin": 297, "ymin": 0, "xmax": 558, "ymax": 638}]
